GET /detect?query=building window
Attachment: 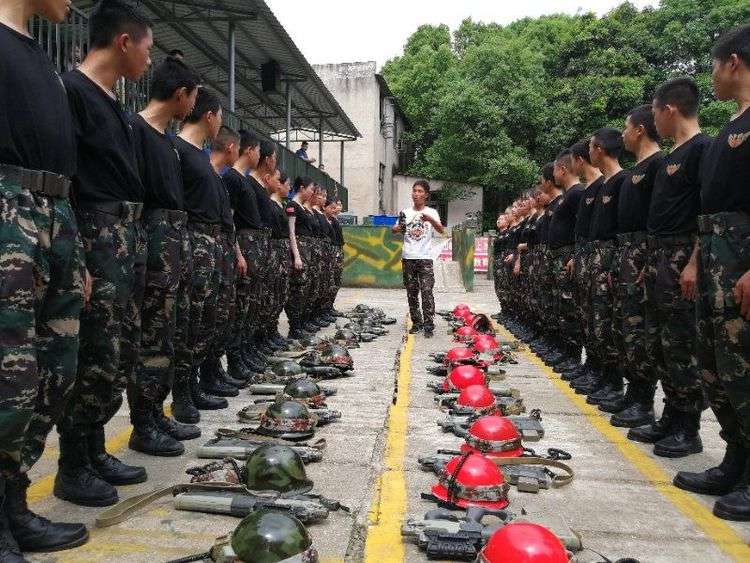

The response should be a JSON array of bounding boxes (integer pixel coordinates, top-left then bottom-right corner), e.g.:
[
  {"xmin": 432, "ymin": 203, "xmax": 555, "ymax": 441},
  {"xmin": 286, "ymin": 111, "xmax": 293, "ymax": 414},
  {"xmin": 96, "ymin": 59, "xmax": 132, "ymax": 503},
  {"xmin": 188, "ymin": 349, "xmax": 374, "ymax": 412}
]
[{"xmin": 378, "ymin": 162, "xmax": 386, "ymax": 214}]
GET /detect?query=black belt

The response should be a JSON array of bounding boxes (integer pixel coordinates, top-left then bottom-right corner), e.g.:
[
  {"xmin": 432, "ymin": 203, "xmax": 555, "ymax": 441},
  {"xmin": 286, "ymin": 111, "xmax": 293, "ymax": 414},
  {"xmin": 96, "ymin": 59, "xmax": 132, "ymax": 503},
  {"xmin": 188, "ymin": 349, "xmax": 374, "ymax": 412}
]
[
  {"xmin": 698, "ymin": 212, "xmax": 750, "ymax": 235},
  {"xmin": 617, "ymin": 231, "xmax": 648, "ymax": 245},
  {"xmin": 592, "ymin": 239, "xmax": 616, "ymax": 250},
  {"xmin": 188, "ymin": 222, "xmax": 221, "ymax": 237},
  {"xmin": 550, "ymin": 244, "xmax": 574, "ymax": 257},
  {"xmin": 0, "ymin": 164, "xmax": 71, "ymax": 198},
  {"xmin": 78, "ymin": 200, "xmax": 143, "ymax": 221},
  {"xmin": 647, "ymin": 233, "xmax": 695, "ymax": 249},
  {"xmin": 143, "ymin": 208, "xmax": 187, "ymax": 227},
  {"xmin": 237, "ymin": 228, "xmax": 270, "ymax": 236}
]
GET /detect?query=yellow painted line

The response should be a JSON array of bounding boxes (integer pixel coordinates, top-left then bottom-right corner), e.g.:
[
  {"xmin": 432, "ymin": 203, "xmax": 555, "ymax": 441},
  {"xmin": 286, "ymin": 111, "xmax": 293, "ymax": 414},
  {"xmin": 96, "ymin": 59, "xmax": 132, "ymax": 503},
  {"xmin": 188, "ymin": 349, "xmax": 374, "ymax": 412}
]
[
  {"xmin": 496, "ymin": 324, "xmax": 750, "ymax": 561},
  {"xmin": 363, "ymin": 326, "xmax": 414, "ymax": 563},
  {"xmin": 29, "ymin": 405, "xmax": 174, "ymax": 503}
]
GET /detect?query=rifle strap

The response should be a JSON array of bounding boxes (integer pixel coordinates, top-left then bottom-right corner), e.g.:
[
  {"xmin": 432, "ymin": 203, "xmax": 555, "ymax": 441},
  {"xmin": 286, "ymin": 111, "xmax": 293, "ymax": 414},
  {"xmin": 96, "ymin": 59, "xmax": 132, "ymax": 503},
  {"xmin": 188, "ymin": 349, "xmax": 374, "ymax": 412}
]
[
  {"xmin": 95, "ymin": 485, "xmax": 175, "ymax": 528},
  {"xmin": 492, "ymin": 457, "xmax": 574, "ymax": 488}
]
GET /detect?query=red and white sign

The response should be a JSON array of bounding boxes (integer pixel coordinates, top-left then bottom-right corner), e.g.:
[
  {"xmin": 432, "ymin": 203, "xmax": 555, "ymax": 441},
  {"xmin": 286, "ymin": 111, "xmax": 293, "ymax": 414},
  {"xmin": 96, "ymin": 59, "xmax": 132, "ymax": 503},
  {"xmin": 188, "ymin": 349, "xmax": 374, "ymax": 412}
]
[{"xmin": 436, "ymin": 236, "xmax": 488, "ymax": 273}]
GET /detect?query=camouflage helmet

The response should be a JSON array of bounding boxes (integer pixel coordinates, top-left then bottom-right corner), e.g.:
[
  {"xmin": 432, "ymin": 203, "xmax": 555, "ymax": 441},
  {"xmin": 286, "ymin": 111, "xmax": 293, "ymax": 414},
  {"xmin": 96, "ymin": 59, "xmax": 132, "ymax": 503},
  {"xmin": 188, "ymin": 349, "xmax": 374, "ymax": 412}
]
[
  {"xmin": 231, "ymin": 509, "xmax": 319, "ymax": 563},
  {"xmin": 334, "ymin": 328, "xmax": 359, "ymax": 348},
  {"xmin": 257, "ymin": 400, "xmax": 317, "ymax": 440},
  {"xmin": 320, "ymin": 343, "xmax": 353, "ymax": 370},
  {"xmin": 273, "ymin": 360, "xmax": 306, "ymax": 379},
  {"xmin": 244, "ymin": 444, "xmax": 314, "ymax": 494},
  {"xmin": 283, "ymin": 378, "xmax": 327, "ymax": 409}
]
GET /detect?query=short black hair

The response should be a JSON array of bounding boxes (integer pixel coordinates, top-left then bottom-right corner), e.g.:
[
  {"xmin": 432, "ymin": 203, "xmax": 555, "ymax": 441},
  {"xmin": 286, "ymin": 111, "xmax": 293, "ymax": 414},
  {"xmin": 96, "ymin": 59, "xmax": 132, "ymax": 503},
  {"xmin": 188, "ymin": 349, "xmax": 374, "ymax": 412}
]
[
  {"xmin": 627, "ymin": 104, "xmax": 660, "ymax": 142},
  {"xmin": 591, "ymin": 127, "xmax": 624, "ymax": 158},
  {"xmin": 654, "ymin": 77, "xmax": 700, "ymax": 118},
  {"xmin": 258, "ymin": 140, "xmax": 277, "ymax": 168},
  {"xmin": 541, "ymin": 162, "xmax": 555, "ymax": 183},
  {"xmin": 279, "ymin": 172, "xmax": 289, "ymax": 184},
  {"xmin": 150, "ymin": 56, "xmax": 200, "ymax": 101},
  {"xmin": 413, "ymin": 179, "xmax": 431, "ymax": 193},
  {"xmin": 168, "ymin": 49, "xmax": 185, "ymax": 59},
  {"xmin": 555, "ymin": 148, "xmax": 574, "ymax": 170},
  {"xmin": 211, "ymin": 125, "xmax": 239, "ymax": 152},
  {"xmin": 184, "ymin": 87, "xmax": 221, "ymax": 124},
  {"xmin": 570, "ymin": 140, "xmax": 592, "ymax": 164},
  {"xmin": 238, "ymin": 129, "xmax": 260, "ymax": 153},
  {"xmin": 301, "ymin": 141, "xmax": 309, "ymax": 147},
  {"xmin": 712, "ymin": 24, "xmax": 750, "ymax": 66},
  {"xmin": 294, "ymin": 176, "xmax": 314, "ymax": 190},
  {"xmin": 89, "ymin": 0, "xmax": 151, "ymax": 50}
]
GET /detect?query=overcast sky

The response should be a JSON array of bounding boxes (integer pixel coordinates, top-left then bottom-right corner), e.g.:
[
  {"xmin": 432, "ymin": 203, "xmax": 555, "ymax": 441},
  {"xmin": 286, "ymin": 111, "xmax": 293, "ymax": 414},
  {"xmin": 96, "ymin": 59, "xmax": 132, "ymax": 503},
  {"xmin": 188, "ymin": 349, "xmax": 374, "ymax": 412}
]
[{"xmin": 266, "ymin": 0, "xmax": 657, "ymax": 69}]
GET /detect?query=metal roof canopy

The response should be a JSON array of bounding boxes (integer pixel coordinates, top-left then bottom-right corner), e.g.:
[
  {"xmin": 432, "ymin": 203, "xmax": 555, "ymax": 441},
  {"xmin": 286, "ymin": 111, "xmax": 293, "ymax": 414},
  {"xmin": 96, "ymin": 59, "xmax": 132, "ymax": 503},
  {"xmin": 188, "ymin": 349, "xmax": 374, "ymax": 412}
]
[{"xmin": 77, "ymin": 0, "xmax": 360, "ymax": 142}]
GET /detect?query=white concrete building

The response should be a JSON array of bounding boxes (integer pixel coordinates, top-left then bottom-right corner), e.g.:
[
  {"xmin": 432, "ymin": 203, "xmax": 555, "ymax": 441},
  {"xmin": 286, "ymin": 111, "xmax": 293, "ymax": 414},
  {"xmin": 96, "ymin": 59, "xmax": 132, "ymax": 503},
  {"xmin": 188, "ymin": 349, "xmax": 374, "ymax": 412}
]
[
  {"xmin": 392, "ymin": 174, "xmax": 483, "ymax": 228},
  {"xmin": 311, "ymin": 61, "xmax": 410, "ymax": 219}
]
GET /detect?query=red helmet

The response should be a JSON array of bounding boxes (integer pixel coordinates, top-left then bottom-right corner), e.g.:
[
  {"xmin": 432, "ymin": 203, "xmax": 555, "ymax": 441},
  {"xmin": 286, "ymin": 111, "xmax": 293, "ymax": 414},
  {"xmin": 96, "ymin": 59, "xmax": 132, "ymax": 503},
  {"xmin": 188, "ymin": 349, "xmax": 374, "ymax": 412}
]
[
  {"xmin": 473, "ymin": 335, "xmax": 499, "ymax": 354},
  {"xmin": 479, "ymin": 522, "xmax": 568, "ymax": 563},
  {"xmin": 460, "ymin": 415, "xmax": 523, "ymax": 458},
  {"xmin": 444, "ymin": 347, "xmax": 475, "ymax": 366},
  {"xmin": 456, "ymin": 385, "xmax": 498, "ymax": 416},
  {"xmin": 442, "ymin": 365, "xmax": 486, "ymax": 392},
  {"xmin": 431, "ymin": 452, "xmax": 509, "ymax": 510},
  {"xmin": 462, "ymin": 313, "xmax": 477, "ymax": 326},
  {"xmin": 452, "ymin": 304, "xmax": 470, "ymax": 317},
  {"xmin": 454, "ymin": 325, "xmax": 478, "ymax": 344}
]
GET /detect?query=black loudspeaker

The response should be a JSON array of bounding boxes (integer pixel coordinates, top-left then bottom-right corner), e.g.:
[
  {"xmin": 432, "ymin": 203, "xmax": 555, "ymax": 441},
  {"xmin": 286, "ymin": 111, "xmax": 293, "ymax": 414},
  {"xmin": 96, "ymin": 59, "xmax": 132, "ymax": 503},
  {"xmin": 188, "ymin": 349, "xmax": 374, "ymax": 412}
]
[{"xmin": 261, "ymin": 60, "xmax": 281, "ymax": 92}]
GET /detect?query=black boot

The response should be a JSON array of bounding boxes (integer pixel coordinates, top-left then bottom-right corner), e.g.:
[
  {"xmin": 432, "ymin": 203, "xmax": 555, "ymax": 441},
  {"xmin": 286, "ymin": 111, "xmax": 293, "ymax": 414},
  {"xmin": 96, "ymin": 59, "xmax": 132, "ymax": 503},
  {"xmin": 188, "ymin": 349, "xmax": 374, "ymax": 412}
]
[
  {"xmin": 191, "ymin": 369, "xmax": 228, "ymax": 410},
  {"xmin": 587, "ymin": 368, "xmax": 624, "ymax": 406},
  {"xmin": 171, "ymin": 369, "xmax": 200, "ymax": 424},
  {"xmin": 653, "ymin": 410, "xmax": 703, "ymax": 458},
  {"xmin": 5, "ymin": 474, "xmax": 88, "ymax": 552},
  {"xmin": 227, "ymin": 351, "xmax": 254, "ymax": 381},
  {"xmin": 53, "ymin": 430, "xmax": 119, "ymax": 507},
  {"xmin": 628, "ymin": 403, "xmax": 676, "ymax": 443},
  {"xmin": 216, "ymin": 359, "xmax": 247, "ymax": 389},
  {"xmin": 128, "ymin": 401, "xmax": 184, "ymax": 457},
  {"xmin": 0, "ymin": 478, "xmax": 27, "ymax": 563},
  {"xmin": 674, "ymin": 441, "xmax": 746, "ymax": 496},
  {"xmin": 153, "ymin": 402, "xmax": 200, "ymax": 441},
  {"xmin": 88, "ymin": 425, "xmax": 147, "ymax": 485},
  {"xmin": 713, "ymin": 457, "xmax": 750, "ymax": 521},
  {"xmin": 609, "ymin": 383, "xmax": 655, "ymax": 426},
  {"xmin": 571, "ymin": 366, "xmax": 605, "ymax": 395},
  {"xmin": 200, "ymin": 357, "xmax": 239, "ymax": 397}
]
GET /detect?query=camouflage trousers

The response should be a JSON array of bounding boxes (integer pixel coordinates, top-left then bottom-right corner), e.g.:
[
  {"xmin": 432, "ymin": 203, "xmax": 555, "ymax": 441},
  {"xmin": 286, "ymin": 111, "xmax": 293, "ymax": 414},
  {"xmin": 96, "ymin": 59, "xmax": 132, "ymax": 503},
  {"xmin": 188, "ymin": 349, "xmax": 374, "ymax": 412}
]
[
  {"xmin": 132, "ymin": 210, "xmax": 190, "ymax": 398},
  {"xmin": 322, "ymin": 245, "xmax": 343, "ymax": 313},
  {"xmin": 268, "ymin": 239, "xmax": 291, "ymax": 328},
  {"xmin": 58, "ymin": 203, "xmax": 145, "ymax": 436},
  {"xmin": 551, "ymin": 246, "xmax": 578, "ymax": 349},
  {"xmin": 575, "ymin": 242, "xmax": 596, "ymax": 359},
  {"xmin": 402, "ymin": 258, "xmax": 435, "ymax": 329},
  {"xmin": 285, "ymin": 236, "xmax": 313, "ymax": 329},
  {"xmin": 305, "ymin": 238, "xmax": 324, "ymax": 322},
  {"xmin": 209, "ymin": 230, "xmax": 237, "ymax": 356},
  {"xmin": 696, "ymin": 212, "xmax": 750, "ymax": 445},
  {"xmin": 316, "ymin": 241, "xmax": 336, "ymax": 316},
  {"xmin": 589, "ymin": 241, "xmax": 618, "ymax": 368},
  {"xmin": 173, "ymin": 225, "xmax": 220, "ymax": 379},
  {"xmin": 0, "ymin": 181, "xmax": 85, "ymax": 476},
  {"xmin": 613, "ymin": 234, "xmax": 651, "ymax": 386},
  {"xmin": 235, "ymin": 229, "xmax": 270, "ymax": 342},
  {"xmin": 644, "ymin": 235, "xmax": 704, "ymax": 414}
]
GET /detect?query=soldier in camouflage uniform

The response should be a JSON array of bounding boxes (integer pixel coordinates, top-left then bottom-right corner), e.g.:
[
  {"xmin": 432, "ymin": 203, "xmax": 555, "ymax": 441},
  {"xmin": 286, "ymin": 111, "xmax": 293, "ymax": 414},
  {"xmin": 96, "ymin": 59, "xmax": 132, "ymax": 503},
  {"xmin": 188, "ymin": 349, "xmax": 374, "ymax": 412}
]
[
  {"xmin": 394, "ymin": 180, "xmax": 444, "ymax": 338},
  {"xmin": 304, "ymin": 186, "xmax": 328, "ymax": 333},
  {"xmin": 265, "ymin": 172, "xmax": 293, "ymax": 332},
  {"xmin": 54, "ymin": 3, "xmax": 153, "ymax": 508},
  {"xmin": 627, "ymin": 78, "xmax": 710, "ymax": 458},
  {"xmin": 0, "ymin": 1, "xmax": 91, "ymax": 552},
  {"xmin": 324, "ymin": 198, "xmax": 345, "ymax": 317},
  {"xmin": 286, "ymin": 178, "xmax": 317, "ymax": 340},
  {"xmin": 674, "ymin": 26, "xmax": 750, "ymax": 520},
  {"xmin": 126, "ymin": 57, "xmax": 201, "ymax": 458},
  {"xmin": 199, "ymin": 127, "xmax": 244, "ymax": 398}
]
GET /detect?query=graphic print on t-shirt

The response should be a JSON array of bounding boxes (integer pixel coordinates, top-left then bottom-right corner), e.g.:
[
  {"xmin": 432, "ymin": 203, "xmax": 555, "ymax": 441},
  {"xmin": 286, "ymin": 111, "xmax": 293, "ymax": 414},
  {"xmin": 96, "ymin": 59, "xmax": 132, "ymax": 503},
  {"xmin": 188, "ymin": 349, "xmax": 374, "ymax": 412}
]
[{"xmin": 406, "ymin": 214, "xmax": 428, "ymax": 242}]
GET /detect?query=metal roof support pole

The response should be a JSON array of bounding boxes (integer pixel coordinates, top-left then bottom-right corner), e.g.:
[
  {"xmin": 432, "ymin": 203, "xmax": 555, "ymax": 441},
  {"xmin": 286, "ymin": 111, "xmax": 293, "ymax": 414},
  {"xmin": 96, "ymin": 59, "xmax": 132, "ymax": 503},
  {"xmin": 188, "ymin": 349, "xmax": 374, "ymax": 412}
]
[
  {"xmin": 318, "ymin": 117, "xmax": 323, "ymax": 167},
  {"xmin": 228, "ymin": 20, "xmax": 236, "ymax": 112},
  {"xmin": 340, "ymin": 140, "xmax": 345, "ymax": 186},
  {"xmin": 286, "ymin": 81, "xmax": 292, "ymax": 152}
]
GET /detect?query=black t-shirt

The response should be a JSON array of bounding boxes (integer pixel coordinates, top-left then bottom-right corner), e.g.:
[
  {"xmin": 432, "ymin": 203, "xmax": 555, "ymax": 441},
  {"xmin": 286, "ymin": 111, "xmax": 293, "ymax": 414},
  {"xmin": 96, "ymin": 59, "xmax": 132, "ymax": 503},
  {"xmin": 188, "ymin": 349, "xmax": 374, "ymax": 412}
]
[
  {"xmin": 289, "ymin": 200, "xmax": 313, "ymax": 236},
  {"xmin": 223, "ymin": 168, "xmax": 262, "ymax": 230},
  {"xmin": 313, "ymin": 210, "xmax": 329, "ymax": 238},
  {"xmin": 331, "ymin": 217, "xmax": 344, "ymax": 247},
  {"xmin": 247, "ymin": 175, "xmax": 275, "ymax": 229},
  {"xmin": 617, "ymin": 152, "xmax": 664, "ymax": 233},
  {"xmin": 175, "ymin": 137, "xmax": 223, "ymax": 224},
  {"xmin": 269, "ymin": 200, "xmax": 290, "ymax": 239},
  {"xmin": 548, "ymin": 183, "xmax": 584, "ymax": 248},
  {"xmin": 538, "ymin": 194, "xmax": 562, "ymax": 245},
  {"xmin": 63, "ymin": 70, "xmax": 143, "ymax": 203},
  {"xmin": 0, "ymin": 23, "xmax": 75, "ymax": 176},
  {"xmin": 648, "ymin": 134, "xmax": 711, "ymax": 236},
  {"xmin": 589, "ymin": 169, "xmax": 628, "ymax": 241},
  {"xmin": 218, "ymin": 177, "xmax": 234, "ymax": 231},
  {"xmin": 574, "ymin": 176, "xmax": 604, "ymax": 241},
  {"xmin": 701, "ymin": 107, "xmax": 750, "ymax": 215},
  {"xmin": 130, "ymin": 115, "xmax": 183, "ymax": 211}
]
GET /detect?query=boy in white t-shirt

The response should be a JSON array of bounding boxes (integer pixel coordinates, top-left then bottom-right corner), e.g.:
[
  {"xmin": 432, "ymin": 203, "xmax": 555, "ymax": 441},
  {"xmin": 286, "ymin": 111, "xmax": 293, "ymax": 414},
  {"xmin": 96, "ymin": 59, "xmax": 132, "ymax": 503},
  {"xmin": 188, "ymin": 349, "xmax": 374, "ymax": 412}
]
[{"xmin": 392, "ymin": 180, "xmax": 444, "ymax": 337}]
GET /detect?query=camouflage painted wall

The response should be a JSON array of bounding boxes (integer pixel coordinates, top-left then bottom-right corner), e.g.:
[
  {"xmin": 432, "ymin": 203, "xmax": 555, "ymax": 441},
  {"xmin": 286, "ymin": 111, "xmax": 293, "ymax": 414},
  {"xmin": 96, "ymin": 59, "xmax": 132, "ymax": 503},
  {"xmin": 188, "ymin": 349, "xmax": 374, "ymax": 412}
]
[{"xmin": 342, "ymin": 226, "xmax": 404, "ymax": 288}]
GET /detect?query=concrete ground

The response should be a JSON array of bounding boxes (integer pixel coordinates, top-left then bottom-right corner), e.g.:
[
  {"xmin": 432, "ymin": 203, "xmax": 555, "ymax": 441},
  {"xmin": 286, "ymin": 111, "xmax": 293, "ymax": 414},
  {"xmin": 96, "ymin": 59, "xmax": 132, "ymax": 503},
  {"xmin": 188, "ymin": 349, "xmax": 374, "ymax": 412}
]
[{"xmin": 24, "ymin": 281, "xmax": 750, "ymax": 562}]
